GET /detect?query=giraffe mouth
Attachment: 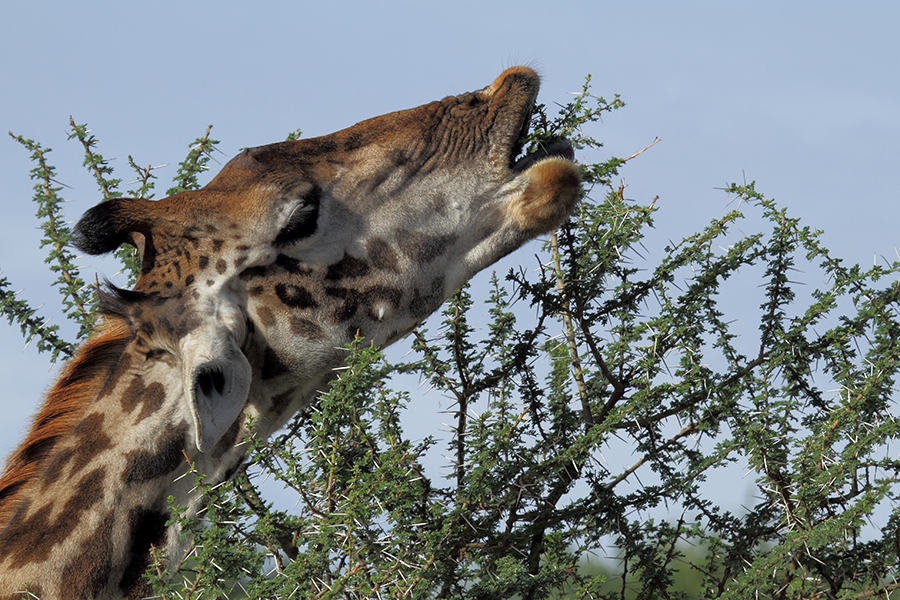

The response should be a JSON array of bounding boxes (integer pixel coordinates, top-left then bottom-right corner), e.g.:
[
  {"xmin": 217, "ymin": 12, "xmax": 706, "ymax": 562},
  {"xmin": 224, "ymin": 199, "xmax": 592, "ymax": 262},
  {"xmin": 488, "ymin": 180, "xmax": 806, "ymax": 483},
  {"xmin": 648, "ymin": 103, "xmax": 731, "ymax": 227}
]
[
  {"xmin": 483, "ymin": 67, "xmax": 576, "ymax": 177},
  {"xmin": 508, "ymin": 108, "xmax": 575, "ymax": 173},
  {"xmin": 510, "ymin": 138, "xmax": 575, "ymax": 173}
]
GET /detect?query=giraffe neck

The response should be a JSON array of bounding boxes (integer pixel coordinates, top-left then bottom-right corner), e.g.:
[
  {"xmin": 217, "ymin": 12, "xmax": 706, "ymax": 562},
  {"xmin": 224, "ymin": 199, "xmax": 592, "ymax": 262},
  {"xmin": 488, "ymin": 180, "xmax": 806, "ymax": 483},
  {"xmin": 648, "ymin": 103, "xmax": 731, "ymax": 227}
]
[{"xmin": 0, "ymin": 318, "xmax": 210, "ymax": 599}]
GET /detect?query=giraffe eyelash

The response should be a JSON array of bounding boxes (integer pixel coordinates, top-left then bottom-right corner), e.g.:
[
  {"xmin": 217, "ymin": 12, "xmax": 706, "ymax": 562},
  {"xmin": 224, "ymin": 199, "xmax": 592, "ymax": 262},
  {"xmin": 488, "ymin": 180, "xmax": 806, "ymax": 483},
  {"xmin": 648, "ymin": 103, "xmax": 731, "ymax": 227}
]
[{"xmin": 274, "ymin": 188, "xmax": 322, "ymax": 247}]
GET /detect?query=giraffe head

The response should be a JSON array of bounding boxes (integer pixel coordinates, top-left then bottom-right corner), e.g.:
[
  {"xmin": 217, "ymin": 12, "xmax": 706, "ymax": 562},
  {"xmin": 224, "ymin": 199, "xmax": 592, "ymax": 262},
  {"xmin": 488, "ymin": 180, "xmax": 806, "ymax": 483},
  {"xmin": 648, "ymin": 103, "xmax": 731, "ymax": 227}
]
[
  {"xmin": 0, "ymin": 67, "xmax": 581, "ymax": 599},
  {"xmin": 74, "ymin": 66, "xmax": 581, "ymax": 454}
]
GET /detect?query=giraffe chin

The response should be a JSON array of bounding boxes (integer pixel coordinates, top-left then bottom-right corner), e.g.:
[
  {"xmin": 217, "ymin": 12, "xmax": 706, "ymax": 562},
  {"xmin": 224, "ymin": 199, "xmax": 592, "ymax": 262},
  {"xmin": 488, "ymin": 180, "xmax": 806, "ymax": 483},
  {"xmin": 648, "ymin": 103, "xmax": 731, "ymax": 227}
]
[{"xmin": 506, "ymin": 155, "xmax": 582, "ymax": 236}]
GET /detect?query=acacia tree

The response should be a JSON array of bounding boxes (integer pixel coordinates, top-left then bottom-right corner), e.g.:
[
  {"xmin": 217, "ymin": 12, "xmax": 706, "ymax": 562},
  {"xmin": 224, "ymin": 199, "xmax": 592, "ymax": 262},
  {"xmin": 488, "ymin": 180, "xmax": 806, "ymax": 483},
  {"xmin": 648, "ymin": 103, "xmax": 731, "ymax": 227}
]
[{"xmin": 4, "ymin": 77, "xmax": 900, "ymax": 599}]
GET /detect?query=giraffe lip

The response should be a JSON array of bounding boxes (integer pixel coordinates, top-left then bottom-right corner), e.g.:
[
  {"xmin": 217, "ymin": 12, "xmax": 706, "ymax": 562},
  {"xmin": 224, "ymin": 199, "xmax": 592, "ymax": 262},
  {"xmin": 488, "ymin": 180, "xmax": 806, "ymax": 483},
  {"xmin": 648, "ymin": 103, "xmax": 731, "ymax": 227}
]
[{"xmin": 510, "ymin": 139, "xmax": 575, "ymax": 173}]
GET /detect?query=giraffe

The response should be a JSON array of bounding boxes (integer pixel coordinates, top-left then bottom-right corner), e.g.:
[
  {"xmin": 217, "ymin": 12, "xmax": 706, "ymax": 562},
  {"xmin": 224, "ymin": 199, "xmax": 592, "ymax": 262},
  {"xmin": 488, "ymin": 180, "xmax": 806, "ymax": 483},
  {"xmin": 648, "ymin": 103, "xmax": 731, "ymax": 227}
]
[{"xmin": 0, "ymin": 66, "xmax": 580, "ymax": 599}]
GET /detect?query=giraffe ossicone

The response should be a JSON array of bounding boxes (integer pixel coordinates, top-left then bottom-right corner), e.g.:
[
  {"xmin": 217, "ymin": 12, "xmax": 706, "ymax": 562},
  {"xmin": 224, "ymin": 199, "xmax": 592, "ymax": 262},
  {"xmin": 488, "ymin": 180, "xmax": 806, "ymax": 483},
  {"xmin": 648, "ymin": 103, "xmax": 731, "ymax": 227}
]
[{"xmin": 0, "ymin": 66, "xmax": 581, "ymax": 599}]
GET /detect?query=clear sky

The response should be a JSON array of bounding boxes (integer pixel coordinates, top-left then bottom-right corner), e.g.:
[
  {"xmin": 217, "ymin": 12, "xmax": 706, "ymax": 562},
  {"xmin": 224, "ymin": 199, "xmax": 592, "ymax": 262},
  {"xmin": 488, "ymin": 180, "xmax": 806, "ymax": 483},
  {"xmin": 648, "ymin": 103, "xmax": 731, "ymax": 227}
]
[{"xmin": 1, "ymin": 2, "xmax": 898, "ymax": 493}]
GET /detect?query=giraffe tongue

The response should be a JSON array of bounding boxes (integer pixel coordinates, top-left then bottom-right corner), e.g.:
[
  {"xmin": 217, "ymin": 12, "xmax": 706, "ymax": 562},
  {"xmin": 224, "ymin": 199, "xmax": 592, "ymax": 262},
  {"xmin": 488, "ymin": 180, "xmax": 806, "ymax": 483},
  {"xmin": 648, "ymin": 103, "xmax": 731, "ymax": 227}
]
[{"xmin": 511, "ymin": 140, "xmax": 575, "ymax": 173}]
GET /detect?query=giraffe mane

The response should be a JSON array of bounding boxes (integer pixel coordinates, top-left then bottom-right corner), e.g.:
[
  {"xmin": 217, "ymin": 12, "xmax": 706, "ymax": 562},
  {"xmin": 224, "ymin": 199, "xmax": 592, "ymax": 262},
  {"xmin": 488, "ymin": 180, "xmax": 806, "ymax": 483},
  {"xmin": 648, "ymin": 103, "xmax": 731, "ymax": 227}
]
[{"xmin": 0, "ymin": 316, "xmax": 133, "ymax": 524}]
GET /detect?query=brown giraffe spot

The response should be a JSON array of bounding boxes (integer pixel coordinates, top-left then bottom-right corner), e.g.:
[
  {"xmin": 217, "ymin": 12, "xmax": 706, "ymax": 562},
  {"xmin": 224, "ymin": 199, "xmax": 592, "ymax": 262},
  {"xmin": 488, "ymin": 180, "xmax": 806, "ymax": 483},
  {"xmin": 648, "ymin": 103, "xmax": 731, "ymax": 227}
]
[
  {"xmin": 275, "ymin": 283, "xmax": 318, "ymax": 309},
  {"xmin": 211, "ymin": 239, "xmax": 224, "ymax": 251},
  {"xmin": 367, "ymin": 237, "xmax": 400, "ymax": 272},
  {"xmin": 248, "ymin": 284, "xmax": 265, "ymax": 297},
  {"xmin": 62, "ymin": 510, "xmax": 114, "ymax": 598},
  {"xmin": 119, "ymin": 508, "xmax": 169, "ymax": 596},
  {"xmin": 67, "ymin": 467, "xmax": 107, "ymax": 517},
  {"xmin": 185, "ymin": 274, "xmax": 195, "ymax": 286},
  {"xmin": 409, "ymin": 275, "xmax": 444, "ymax": 318},
  {"xmin": 343, "ymin": 132, "xmax": 364, "ymax": 151},
  {"xmin": 256, "ymin": 305, "xmax": 276, "ymax": 328},
  {"xmin": 289, "ymin": 315, "xmax": 325, "ymax": 339},
  {"xmin": 325, "ymin": 287, "xmax": 360, "ymax": 323},
  {"xmin": 408, "ymin": 285, "xmax": 443, "ymax": 319},
  {"xmin": 275, "ymin": 254, "xmax": 313, "ymax": 275},
  {"xmin": 261, "ymin": 347, "xmax": 290, "ymax": 380},
  {"xmin": 325, "ymin": 284, "xmax": 404, "ymax": 324},
  {"xmin": 335, "ymin": 307, "xmax": 357, "ymax": 324},
  {"xmin": 397, "ymin": 230, "xmax": 457, "ymax": 264},
  {"xmin": 385, "ymin": 147, "xmax": 411, "ymax": 167},
  {"xmin": 216, "ymin": 258, "xmax": 227, "ymax": 274},
  {"xmin": 134, "ymin": 382, "xmax": 167, "ymax": 424},
  {"xmin": 120, "ymin": 375, "xmax": 165, "ymax": 419},
  {"xmin": 42, "ymin": 445, "xmax": 77, "ymax": 487},
  {"xmin": 302, "ymin": 137, "xmax": 338, "ymax": 154},
  {"xmin": 0, "ymin": 467, "xmax": 107, "ymax": 567},
  {"xmin": 271, "ymin": 388, "xmax": 297, "ymax": 414},
  {"xmin": 69, "ymin": 412, "xmax": 114, "ymax": 474},
  {"xmin": 239, "ymin": 264, "xmax": 268, "ymax": 281},
  {"xmin": 122, "ymin": 422, "xmax": 188, "ymax": 486},
  {"xmin": 325, "ymin": 253, "xmax": 371, "ymax": 280},
  {"xmin": 198, "ymin": 255, "xmax": 209, "ymax": 269}
]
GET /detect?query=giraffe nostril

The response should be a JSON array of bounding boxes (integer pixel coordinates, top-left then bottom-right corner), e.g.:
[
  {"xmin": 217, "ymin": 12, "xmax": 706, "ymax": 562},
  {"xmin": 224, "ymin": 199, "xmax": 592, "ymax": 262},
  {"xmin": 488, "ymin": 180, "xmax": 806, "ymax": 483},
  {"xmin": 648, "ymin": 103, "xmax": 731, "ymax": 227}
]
[
  {"xmin": 196, "ymin": 370, "xmax": 213, "ymax": 397},
  {"xmin": 196, "ymin": 367, "xmax": 227, "ymax": 397},
  {"xmin": 211, "ymin": 369, "xmax": 226, "ymax": 395}
]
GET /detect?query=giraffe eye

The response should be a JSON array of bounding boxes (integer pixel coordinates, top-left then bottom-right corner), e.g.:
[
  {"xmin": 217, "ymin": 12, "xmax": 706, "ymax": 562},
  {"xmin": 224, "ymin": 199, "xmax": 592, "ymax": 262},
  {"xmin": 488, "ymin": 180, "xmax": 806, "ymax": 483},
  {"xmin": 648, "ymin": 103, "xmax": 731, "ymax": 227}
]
[{"xmin": 274, "ymin": 189, "xmax": 321, "ymax": 247}]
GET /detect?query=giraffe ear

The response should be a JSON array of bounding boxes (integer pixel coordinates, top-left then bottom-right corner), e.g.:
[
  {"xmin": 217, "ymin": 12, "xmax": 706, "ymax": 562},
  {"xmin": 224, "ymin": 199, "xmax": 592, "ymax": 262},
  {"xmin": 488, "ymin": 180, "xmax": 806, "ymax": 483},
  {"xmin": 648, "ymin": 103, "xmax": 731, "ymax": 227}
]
[
  {"xmin": 181, "ymin": 331, "xmax": 252, "ymax": 453},
  {"xmin": 74, "ymin": 198, "xmax": 153, "ymax": 255}
]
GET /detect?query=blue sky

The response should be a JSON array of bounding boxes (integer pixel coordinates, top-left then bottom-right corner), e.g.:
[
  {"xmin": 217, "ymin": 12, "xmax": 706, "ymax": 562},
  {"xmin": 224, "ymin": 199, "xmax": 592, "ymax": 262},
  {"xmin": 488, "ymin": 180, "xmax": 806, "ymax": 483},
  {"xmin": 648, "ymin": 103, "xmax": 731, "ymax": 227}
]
[{"xmin": 1, "ymin": 2, "xmax": 898, "ymax": 495}]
